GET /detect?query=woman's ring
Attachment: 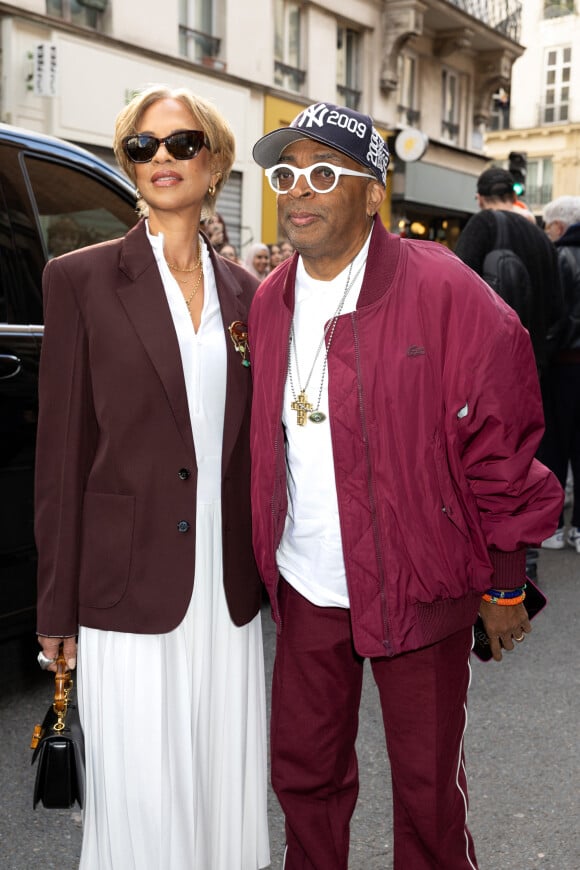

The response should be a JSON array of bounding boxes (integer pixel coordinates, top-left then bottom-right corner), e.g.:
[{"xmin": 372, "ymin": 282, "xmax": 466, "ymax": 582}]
[
  {"xmin": 37, "ymin": 651, "xmax": 55, "ymax": 670},
  {"xmin": 514, "ymin": 634, "xmax": 525, "ymax": 642}
]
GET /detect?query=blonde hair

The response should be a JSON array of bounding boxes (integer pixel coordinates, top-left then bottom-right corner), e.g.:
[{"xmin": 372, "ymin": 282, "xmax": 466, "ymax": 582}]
[{"xmin": 113, "ymin": 84, "xmax": 235, "ymax": 218}]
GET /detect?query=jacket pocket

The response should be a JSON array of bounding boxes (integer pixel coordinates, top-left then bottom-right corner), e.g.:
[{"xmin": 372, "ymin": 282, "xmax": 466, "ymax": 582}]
[
  {"xmin": 432, "ymin": 433, "xmax": 469, "ymax": 539},
  {"xmin": 78, "ymin": 491, "xmax": 135, "ymax": 608}
]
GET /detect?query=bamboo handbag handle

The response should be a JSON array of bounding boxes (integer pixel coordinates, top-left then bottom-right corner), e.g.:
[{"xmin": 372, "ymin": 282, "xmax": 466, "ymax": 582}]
[
  {"xmin": 53, "ymin": 646, "xmax": 71, "ymax": 716},
  {"xmin": 30, "ymin": 644, "xmax": 72, "ymax": 750}
]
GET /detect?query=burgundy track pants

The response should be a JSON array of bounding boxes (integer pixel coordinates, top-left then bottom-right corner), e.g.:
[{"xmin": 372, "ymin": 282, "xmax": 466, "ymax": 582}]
[{"xmin": 271, "ymin": 580, "xmax": 479, "ymax": 870}]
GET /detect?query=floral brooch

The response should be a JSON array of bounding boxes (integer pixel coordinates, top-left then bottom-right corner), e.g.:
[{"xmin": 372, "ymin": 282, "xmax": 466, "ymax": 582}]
[{"xmin": 228, "ymin": 321, "xmax": 250, "ymax": 367}]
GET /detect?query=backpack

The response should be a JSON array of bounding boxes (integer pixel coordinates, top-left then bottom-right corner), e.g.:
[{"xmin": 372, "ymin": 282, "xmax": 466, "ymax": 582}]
[{"xmin": 481, "ymin": 210, "xmax": 533, "ymax": 330}]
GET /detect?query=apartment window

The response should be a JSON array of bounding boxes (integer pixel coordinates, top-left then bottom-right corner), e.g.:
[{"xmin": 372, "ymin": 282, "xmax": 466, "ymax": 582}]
[
  {"xmin": 46, "ymin": 0, "xmax": 105, "ymax": 28},
  {"xmin": 441, "ymin": 68, "xmax": 460, "ymax": 143},
  {"xmin": 489, "ymin": 87, "xmax": 510, "ymax": 131},
  {"xmin": 543, "ymin": 46, "xmax": 571, "ymax": 123},
  {"xmin": 526, "ymin": 158, "xmax": 553, "ymax": 208},
  {"xmin": 337, "ymin": 27, "xmax": 361, "ymax": 110},
  {"xmin": 179, "ymin": 0, "xmax": 221, "ymax": 63},
  {"xmin": 275, "ymin": 1, "xmax": 305, "ymax": 93},
  {"xmin": 397, "ymin": 53, "xmax": 419, "ymax": 127},
  {"xmin": 544, "ymin": 1, "xmax": 575, "ymax": 18}
]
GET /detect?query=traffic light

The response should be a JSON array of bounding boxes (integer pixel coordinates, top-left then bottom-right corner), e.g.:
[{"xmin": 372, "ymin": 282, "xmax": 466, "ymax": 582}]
[{"xmin": 508, "ymin": 151, "xmax": 527, "ymax": 197}]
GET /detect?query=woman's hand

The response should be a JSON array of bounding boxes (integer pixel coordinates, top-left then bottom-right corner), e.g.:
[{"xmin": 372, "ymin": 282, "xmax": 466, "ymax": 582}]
[
  {"xmin": 37, "ymin": 635, "xmax": 78, "ymax": 672},
  {"xmin": 478, "ymin": 600, "xmax": 531, "ymax": 662}
]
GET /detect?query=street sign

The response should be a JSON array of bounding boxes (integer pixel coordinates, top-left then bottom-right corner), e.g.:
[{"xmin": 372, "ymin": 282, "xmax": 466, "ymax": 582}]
[{"xmin": 34, "ymin": 43, "xmax": 58, "ymax": 98}]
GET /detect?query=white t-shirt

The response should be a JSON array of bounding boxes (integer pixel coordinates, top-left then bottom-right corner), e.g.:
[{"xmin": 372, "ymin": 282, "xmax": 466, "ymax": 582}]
[{"xmin": 276, "ymin": 235, "xmax": 371, "ymax": 607}]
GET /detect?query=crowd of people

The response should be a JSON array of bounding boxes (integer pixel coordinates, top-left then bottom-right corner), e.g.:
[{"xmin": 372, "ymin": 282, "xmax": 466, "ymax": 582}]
[
  {"xmin": 201, "ymin": 212, "xmax": 293, "ymax": 281},
  {"xmin": 455, "ymin": 175, "xmax": 580, "ymax": 557},
  {"xmin": 33, "ymin": 88, "xmax": 574, "ymax": 870},
  {"xmin": 537, "ymin": 195, "xmax": 580, "ymax": 551}
]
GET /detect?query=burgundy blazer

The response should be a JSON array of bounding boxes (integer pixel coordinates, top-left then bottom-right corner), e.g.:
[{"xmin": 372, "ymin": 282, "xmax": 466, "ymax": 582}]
[{"xmin": 35, "ymin": 219, "xmax": 262, "ymax": 636}]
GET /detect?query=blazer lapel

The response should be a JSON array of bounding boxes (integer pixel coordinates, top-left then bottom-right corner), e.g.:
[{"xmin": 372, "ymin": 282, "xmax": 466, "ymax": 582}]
[
  {"xmin": 116, "ymin": 221, "xmax": 195, "ymax": 457},
  {"xmin": 209, "ymin": 247, "xmax": 253, "ymax": 478}
]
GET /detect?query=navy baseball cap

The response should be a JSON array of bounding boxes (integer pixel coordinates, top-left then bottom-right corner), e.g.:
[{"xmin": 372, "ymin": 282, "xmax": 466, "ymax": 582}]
[{"xmin": 253, "ymin": 102, "xmax": 389, "ymax": 187}]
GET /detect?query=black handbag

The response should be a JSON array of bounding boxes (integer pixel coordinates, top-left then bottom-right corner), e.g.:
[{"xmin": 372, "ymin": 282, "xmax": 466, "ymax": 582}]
[{"xmin": 30, "ymin": 647, "xmax": 85, "ymax": 809}]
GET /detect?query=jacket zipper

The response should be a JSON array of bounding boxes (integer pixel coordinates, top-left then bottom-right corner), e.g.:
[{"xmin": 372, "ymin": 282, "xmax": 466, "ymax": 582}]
[{"xmin": 351, "ymin": 313, "xmax": 392, "ymax": 653}]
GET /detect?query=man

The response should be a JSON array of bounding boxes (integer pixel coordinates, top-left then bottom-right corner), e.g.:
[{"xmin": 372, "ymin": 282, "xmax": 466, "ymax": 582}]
[
  {"xmin": 248, "ymin": 103, "xmax": 563, "ymax": 870},
  {"xmin": 454, "ymin": 166, "xmax": 562, "ymax": 372},
  {"xmin": 538, "ymin": 195, "xmax": 580, "ymax": 551}
]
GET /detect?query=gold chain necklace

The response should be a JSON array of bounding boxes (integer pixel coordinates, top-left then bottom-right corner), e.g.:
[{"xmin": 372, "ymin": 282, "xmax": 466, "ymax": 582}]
[
  {"xmin": 182, "ymin": 265, "xmax": 204, "ymax": 308},
  {"xmin": 165, "ymin": 241, "xmax": 203, "ymax": 309},
  {"xmin": 288, "ymin": 258, "xmax": 367, "ymax": 426},
  {"xmin": 165, "ymin": 241, "xmax": 202, "ymax": 273}
]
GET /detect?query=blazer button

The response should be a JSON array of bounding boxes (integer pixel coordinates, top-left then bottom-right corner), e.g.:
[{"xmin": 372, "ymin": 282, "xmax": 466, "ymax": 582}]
[
  {"xmin": 178, "ymin": 468, "xmax": 191, "ymax": 480},
  {"xmin": 177, "ymin": 520, "xmax": 190, "ymax": 533}
]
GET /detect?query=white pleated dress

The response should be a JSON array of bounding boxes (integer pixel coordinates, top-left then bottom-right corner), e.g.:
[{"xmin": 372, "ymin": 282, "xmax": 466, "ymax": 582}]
[{"xmin": 77, "ymin": 231, "xmax": 270, "ymax": 870}]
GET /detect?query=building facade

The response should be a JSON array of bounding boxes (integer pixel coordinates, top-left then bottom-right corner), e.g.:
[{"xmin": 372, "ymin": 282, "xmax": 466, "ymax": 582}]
[
  {"xmin": 484, "ymin": 0, "xmax": 580, "ymax": 215},
  {"xmin": 1, "ymin": 1, "xmax": 526, "ymax": 249}
]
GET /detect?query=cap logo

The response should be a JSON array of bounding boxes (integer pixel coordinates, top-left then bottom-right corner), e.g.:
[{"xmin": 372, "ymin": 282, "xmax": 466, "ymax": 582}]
[
  {"xmin": 293, "ymin": 103, "xmax": 367, "ymax": 140},
  {"xmin": 367, "ymin": 129, "xmax": 389, "ymax": 180},
  {"xmin": 293, "ymin": 103, "xmax": 330, "ymax": 129}
]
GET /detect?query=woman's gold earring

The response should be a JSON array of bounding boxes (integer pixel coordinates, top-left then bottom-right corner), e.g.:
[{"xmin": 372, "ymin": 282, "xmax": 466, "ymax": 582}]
[{"xmin": 208, "ymin": 184, "xmax": 216, "ymax": 197}]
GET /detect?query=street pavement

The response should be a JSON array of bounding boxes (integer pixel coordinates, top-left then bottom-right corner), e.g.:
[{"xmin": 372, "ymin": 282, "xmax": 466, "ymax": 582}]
[{"xmin": 0, "ymin": 545, "xmax": 578, "ymax": 869}]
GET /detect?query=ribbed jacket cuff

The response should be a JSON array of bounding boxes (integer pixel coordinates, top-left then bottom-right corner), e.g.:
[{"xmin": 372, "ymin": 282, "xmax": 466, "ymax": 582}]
[{"xmin": 488, "ymin": 548, "xmax": 527, "ymax": 588}]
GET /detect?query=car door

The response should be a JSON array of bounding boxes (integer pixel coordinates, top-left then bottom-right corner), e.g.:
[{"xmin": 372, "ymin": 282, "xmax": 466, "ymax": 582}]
[{"xmin": 0, "ymin": 138, "xmax": 137, "ymax": 638}]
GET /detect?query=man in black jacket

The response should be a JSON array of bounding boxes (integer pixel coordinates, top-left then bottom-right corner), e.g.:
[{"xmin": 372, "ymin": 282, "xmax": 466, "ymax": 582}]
[
  {"xmin": 455, "ymin": 168, "xmax": 564, "ymax": 579},
  {"xmin": 539, "ymin": 195, "xmax": 580, "ymax": 551},
  {"xmin": 455, "ymin": 167, "xmax": 562, "ymax": 373}
]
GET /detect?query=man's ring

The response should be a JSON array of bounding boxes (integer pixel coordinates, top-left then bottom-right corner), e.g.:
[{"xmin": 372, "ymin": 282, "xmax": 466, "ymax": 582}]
[
  {"xmin": 514, "ymin": 633, "xmax": 525, "ymax": 642},
  {"xmin": 37, "ymin": 651, "xmax": 55, "ymax": 670}
]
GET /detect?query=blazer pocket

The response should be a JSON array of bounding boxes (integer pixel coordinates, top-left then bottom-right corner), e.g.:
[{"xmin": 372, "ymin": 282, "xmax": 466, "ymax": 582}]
[{"xmin": 79, "ymin": 491, "xmax": 136, "ymax": 608}]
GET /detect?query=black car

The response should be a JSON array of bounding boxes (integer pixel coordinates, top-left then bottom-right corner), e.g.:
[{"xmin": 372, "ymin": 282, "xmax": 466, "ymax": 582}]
[{"xmin": 0, "ymin": 123, "xmax": 138, "ymax": 640}]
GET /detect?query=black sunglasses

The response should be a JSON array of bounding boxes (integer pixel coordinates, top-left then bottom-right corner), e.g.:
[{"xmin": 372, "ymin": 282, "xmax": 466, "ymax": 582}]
[{"xmin": 122, "ymin": 130, "xmax": 209, "ymax": 163}]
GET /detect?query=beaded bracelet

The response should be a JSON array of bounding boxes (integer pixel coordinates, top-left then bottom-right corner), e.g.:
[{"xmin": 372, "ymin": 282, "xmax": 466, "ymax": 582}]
[
  {"xmin": 481, "ymin": 591, "xmax": 526, "ymax": 606},
  {"xmin": 485, "ymin": 584, "xmax": 527, "ymax": 600}
]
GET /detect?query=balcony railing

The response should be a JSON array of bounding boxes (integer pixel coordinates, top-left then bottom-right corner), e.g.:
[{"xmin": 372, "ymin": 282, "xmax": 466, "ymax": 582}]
[
  {"xmin": 445, "ymin": 0, "xmax": 522, "ymax": 42},
  {"xmin": 441, "ymin": 119, "xmax": 460, "ymax": 142},
  {"xmin": 179, "ymin": 26, "xmax": 221, "ymax": 64},
  {"xmin": 526, "ymin": 184, "xmax": 553, "ymax": 208},
  {"xmin": 337, "ymin": 84, "xmax": 361, "ymax": 110},
  {"xmin": 274, "ymin": 60, "xmax": 306, "ymax": 92},
  {"xmin": 397, "ymin": 105, "xmax": 421, "ymax": 127}
]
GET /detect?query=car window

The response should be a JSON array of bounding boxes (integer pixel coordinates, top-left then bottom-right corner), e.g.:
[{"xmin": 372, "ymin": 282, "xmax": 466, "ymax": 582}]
[
  {"xmin": 0, "ymin": 153, "xmax": 45, "ymax": 324},
  {"xmin": 23, "ymin": 155, "xmax": 137, "ymax": 259}
]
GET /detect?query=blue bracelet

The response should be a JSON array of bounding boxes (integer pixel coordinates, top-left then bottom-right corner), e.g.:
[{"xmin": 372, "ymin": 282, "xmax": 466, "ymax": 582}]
[{"xmin": 485, "ymin": 584, "xmax": 527, "ymax": 600}]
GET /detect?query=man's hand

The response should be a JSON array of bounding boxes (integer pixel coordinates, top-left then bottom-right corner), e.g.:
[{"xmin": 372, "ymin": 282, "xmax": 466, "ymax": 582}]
[
  {"xmin": 478, "ymin": 600, "xmax": 531, "ymax": 662},
  {"xmin": 37, "ymin": 635, "xmax": 78, "ymax": 672}
]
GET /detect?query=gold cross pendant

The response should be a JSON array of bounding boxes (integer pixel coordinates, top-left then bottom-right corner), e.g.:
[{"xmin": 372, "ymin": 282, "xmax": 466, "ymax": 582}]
[{"xmin": 291, "ymin": 391, "xmax": 313, "ymax": 426}]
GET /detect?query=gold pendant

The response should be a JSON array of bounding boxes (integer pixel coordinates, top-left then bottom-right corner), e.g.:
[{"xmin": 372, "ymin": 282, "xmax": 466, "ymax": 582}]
[
  {"xmin": 291, "ymin": 391, "xmax": 313, "ymax": 426},
  {"xmin": 228, "ymin": 321, "xmax": 251, "ymax": 367}
]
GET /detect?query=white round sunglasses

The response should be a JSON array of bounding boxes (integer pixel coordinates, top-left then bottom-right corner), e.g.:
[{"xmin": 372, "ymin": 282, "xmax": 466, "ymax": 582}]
[{"xmin": 265, "ymin": 162, "xmax": 375, "ymax": 194}]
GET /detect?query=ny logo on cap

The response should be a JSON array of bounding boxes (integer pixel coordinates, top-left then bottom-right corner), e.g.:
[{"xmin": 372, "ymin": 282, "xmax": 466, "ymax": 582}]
[
  {"xmin": 292, "ymin": 103, "xmax": 368, "ymax": 142},
  {"xmin": 293, "ymin": 103, "xmax": 330, "ymax": 129}
]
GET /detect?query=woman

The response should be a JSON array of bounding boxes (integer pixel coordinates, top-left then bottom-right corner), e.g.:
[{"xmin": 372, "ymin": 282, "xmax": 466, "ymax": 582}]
[
  {"xmin": 35, "ymin": 85, "xmax": 270, "ymax": 870},
  {"xmin": 279, "ymin": 240, "xmax": 294, "ymax": 260},
  {"xmin": 220, "ymin": 242, "xmax": 244, "ymax": 265},
  {"xmin": 244, "ymin": 242, "xmax": 270, "ymax": 281},
  {"xmin": 268, "ymin": 243, "xmax": 282, "ymax": 269},
  {"xmin": 202, "ymin": 211, "xmax": 229, "ymax": 251}
]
